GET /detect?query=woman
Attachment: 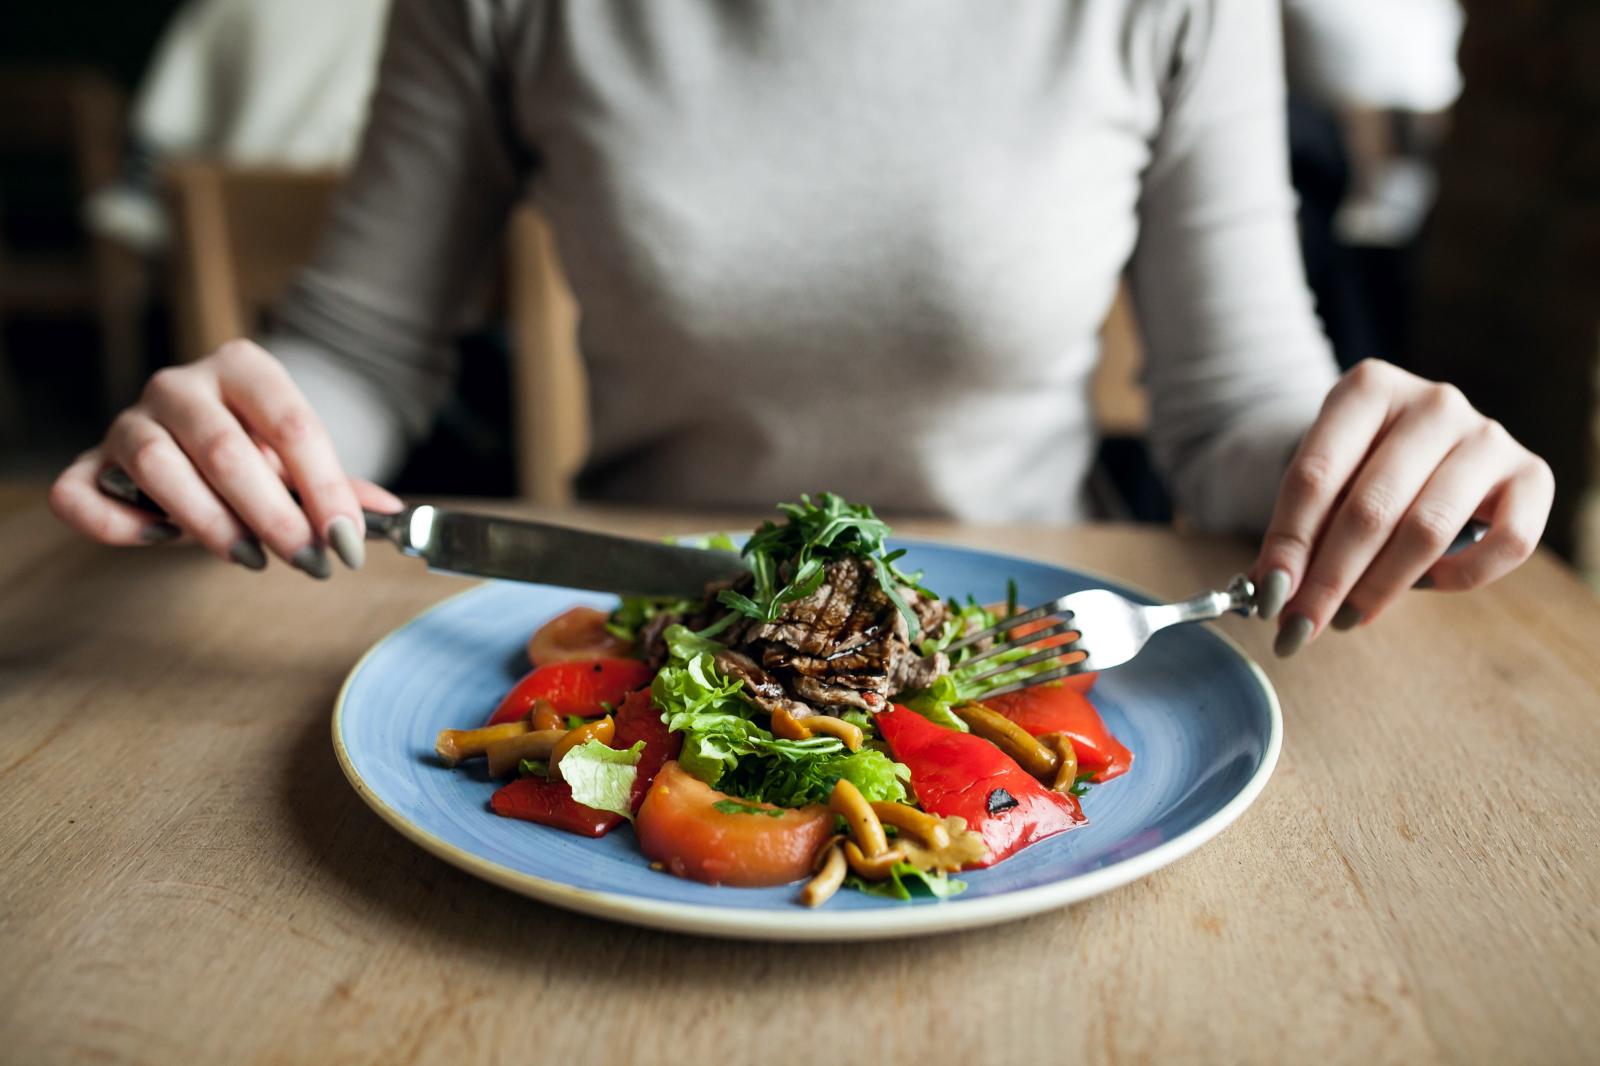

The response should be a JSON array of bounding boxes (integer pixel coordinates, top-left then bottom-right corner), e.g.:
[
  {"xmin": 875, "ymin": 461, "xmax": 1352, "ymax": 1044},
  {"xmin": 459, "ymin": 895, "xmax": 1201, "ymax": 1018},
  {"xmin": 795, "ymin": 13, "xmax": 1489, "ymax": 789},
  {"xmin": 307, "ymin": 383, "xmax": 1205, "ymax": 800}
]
[{"xmin": 48, "ymin": 0, "xmax": 1552, "ymax": 658}]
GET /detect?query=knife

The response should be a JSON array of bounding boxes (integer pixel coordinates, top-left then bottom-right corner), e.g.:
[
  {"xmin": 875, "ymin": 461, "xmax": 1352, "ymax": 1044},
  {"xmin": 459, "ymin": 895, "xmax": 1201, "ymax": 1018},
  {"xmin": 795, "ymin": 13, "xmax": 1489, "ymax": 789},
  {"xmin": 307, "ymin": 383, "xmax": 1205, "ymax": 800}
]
[{"xmin": 96, "ymin": 465, "xmax": 747, "ymax": 597}]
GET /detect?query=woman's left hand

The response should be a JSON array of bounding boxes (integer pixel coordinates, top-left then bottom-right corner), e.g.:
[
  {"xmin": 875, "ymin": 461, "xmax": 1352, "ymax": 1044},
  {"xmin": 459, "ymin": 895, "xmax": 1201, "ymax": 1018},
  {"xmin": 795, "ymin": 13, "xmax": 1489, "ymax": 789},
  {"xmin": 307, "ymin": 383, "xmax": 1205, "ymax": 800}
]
[{"xmin": 1252, "ymin": 360, "xmax": 1554, "ymax": 657}]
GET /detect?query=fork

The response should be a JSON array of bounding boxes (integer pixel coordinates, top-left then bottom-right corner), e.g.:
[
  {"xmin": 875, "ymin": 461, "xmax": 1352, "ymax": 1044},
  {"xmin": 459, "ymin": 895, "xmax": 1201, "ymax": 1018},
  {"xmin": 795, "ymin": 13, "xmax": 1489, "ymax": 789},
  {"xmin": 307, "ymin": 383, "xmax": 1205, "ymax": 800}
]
[{"xmin": 940, "ymin": 520, "xmax": 1489, "ymax": 698}]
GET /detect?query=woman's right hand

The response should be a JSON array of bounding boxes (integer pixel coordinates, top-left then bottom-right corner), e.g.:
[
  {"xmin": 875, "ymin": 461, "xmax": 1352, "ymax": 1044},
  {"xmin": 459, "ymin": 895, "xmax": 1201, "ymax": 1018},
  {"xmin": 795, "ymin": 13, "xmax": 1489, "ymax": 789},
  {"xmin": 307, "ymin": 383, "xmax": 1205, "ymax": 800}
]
[{"xmin": 48, "ymin": 339, "xmax": 401, "ymax": 576}]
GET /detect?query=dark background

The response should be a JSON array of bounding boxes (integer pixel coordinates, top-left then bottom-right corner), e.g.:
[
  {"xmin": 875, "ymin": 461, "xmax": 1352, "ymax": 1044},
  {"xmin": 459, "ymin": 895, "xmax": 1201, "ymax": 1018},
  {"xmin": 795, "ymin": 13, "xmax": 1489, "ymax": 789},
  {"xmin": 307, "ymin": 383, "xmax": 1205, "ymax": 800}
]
[{"xmin": 2, "ymin": 0, "xmax": 1596, "ymax": 572}]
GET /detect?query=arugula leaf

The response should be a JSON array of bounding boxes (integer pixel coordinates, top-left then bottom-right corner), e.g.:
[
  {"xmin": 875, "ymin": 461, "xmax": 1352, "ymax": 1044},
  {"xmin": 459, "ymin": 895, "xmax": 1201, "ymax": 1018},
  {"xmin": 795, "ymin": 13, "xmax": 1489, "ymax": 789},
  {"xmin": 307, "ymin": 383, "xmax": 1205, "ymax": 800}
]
[
  {"xmin": 712, "ymin": 799, "xmax": 786, "ymax": 818},
  {"xmin": 844, "ymin": 863, "xmax": 967, "ymax": 901},
  {"xmin": 558, "ymin": 739, "xmax": 645, "ymax": 819},
  {"xmin": 714, "ymin": 493, "xmax": 930, "ymax": 637}
]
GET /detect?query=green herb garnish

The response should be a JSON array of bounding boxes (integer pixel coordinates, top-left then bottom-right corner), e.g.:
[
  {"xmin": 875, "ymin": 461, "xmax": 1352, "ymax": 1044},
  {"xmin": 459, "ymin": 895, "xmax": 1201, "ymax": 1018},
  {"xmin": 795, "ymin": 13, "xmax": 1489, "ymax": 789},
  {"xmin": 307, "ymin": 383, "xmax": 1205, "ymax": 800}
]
[{"xmin": 714, "ymin": 493, "xmax": 931, "ymax": 638}]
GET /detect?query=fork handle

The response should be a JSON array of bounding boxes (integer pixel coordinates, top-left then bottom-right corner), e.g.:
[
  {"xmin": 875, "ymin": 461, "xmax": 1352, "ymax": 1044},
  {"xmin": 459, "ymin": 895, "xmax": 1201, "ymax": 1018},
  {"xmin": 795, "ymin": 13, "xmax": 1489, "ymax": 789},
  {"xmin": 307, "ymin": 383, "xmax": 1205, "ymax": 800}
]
[
  {"xmin": 1147, "ymin": 574, "xmax": 1257, "ymax": 631},
  {"xmin": 1153, "ymin": 518, "xmax": 1491, "ymax": 629}
]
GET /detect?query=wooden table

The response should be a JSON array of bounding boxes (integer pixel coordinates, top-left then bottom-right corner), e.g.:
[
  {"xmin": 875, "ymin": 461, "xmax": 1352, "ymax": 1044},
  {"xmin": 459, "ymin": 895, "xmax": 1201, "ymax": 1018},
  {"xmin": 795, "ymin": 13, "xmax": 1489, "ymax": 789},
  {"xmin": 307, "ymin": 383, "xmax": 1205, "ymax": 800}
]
[{"xmin": 2, "ymin": 501, "xmax": 1597, "ymax": 1065}]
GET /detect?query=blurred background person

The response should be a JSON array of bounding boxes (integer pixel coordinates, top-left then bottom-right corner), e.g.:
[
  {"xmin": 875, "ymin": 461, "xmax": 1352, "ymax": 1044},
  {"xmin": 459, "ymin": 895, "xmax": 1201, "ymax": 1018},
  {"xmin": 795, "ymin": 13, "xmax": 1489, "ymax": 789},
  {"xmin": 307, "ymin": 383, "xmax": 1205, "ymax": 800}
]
[
  {"xmin": 1282, "ymin": 0, "xmax": 1466, "ymax": 371},
  {"xmin": 85, "ymin": 0, "xmax": 392, "ymax": 255}
]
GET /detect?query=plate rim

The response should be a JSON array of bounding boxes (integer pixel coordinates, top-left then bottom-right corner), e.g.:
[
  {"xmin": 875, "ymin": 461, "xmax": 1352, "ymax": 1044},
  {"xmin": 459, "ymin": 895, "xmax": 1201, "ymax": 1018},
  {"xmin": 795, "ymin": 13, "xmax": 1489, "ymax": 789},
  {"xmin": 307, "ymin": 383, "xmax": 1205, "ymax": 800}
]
[{"xmin": 330, "ymin": 539, "xmax": 1283, "ymax": 941}]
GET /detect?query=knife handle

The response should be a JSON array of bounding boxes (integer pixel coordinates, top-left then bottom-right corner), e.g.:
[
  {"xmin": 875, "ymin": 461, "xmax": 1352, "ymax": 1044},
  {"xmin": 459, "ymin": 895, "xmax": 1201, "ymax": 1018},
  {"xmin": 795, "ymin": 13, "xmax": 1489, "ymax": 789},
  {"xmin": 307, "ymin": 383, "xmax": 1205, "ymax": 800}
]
[{"xmin": 97, "ymin": 465, "xmax": 404, "ymax": 541}]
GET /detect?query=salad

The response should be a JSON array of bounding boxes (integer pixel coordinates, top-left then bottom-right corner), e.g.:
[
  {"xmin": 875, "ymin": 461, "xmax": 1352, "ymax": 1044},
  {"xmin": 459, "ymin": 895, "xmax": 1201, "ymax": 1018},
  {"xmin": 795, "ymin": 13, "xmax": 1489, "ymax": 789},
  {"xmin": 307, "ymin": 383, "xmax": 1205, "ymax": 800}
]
[{"xmin": 433, "ymin": 494, "xmax": 1131, "ymax": 906}]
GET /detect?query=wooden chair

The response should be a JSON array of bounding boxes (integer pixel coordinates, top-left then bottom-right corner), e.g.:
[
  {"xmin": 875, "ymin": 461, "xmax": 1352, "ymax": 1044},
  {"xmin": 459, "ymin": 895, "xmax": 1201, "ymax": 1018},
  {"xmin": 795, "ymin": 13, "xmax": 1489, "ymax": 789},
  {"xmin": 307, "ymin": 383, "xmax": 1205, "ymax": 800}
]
[
  {"xmin": 0, "ymin": 68, "xmax": 146, "ymax": 424},
  {"xmin": 165, "ymin": 162, "xmax": 345, "ymax": 359},
  {"xmin": 165, "ymin": 161, "xmax": 588, "ymax": 503},
  {"xmin": 1092, "ymin": 285, "xmax": 1147, "ymax": 438}
]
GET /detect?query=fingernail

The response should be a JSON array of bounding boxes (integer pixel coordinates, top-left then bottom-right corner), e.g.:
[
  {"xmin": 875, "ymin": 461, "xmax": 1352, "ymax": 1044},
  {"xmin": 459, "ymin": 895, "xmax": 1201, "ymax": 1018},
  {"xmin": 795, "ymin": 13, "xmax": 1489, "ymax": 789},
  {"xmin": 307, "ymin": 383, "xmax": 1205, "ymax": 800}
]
[
  {"xmin": 327, "ymin": 516, "xmax": 364, "ymax": 571},
  {"xmin": 1256, "ymin": 569, "xmax": 1291, "ymax": 620},
  {"xmin": 1274, "ymin": 615, "xmax": 1315, "ymax": 659},
  {"xmin": 139, "ymin": 521, "xmax": 182, "ymax": 544},
  {"xmin": 230, "ymin": 538, "xmax": 268, "ymax": 571},
  {"xmin": 1331, "ymin": 604, "xmax": 1364, "ymax": 631},
  {"xmin": 291, "ymin": 545, "xmax": 332, "ymax": 580}
]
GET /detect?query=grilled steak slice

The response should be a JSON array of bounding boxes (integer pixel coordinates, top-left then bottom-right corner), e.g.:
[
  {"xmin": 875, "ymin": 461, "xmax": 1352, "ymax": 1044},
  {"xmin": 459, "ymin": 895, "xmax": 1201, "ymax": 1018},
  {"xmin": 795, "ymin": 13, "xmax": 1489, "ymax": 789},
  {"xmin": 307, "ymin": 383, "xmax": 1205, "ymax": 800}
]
[
  {"xmin": 889, "ymin": 648, "xmax": 947, "ymax": 692},
  {"xmin": 790, "ymin": 675, "xmax": 886, "ymax": 713},
  {"xmin": 713, "ymin": 649, "xmax": 815, "ymax": 719},
  {"xmin": 646, "ymin": 555, "xmax": 953, "ymax": 719},
  {"xmin": 720, "ymin": 557, "xmax": 948, "ymax": 716},
  {"xmin": 751, "ymin": 560, "xmax": 869, "ymax": 655}
]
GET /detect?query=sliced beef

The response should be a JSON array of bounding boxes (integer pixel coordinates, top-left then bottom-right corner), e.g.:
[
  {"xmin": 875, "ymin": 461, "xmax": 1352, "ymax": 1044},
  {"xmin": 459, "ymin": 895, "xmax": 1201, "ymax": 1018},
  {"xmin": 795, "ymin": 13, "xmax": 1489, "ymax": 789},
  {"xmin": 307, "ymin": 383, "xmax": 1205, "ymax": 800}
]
[
  {"xmin": 644, "ymin": 555, "xmax": 953, "ymax": 719},
  {"xmin": 712, "ymin": 649, "xmax": 814, "ymax": 719},
  {"xmin": 729, "ymin": 557, "xmax": 949, "ymax": 717},
  {"xmin": 889, "ymin": 648, "xmax": 947, "ymax": 693}
]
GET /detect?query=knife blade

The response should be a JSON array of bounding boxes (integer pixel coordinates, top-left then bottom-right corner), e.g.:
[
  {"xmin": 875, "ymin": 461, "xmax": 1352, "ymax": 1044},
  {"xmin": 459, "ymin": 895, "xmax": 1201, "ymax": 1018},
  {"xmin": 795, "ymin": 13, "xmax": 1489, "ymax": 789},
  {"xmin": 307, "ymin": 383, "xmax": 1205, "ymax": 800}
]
[
  {"xmin": 369, "ymin": 504, "xmax": 747, "ymax": 596},
  {"xmin": 97, "ymin": 465, "xmax": 746, "ymax": 597}
]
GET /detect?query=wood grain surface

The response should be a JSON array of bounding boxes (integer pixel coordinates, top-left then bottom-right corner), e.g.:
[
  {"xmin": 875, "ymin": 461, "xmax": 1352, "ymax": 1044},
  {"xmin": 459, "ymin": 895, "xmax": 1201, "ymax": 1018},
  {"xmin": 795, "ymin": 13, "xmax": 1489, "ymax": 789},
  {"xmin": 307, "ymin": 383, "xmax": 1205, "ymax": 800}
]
[{"xmin": 1, "ymin": 501, "xmax": 1596, "ymax": 1066}]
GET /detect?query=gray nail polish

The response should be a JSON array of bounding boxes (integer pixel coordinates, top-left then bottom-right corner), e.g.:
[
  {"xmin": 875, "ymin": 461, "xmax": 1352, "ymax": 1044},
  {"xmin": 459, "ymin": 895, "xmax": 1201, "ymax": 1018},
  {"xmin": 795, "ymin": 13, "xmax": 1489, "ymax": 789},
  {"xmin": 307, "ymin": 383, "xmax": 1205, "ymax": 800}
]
[
  {"xmin": 327, "ymin": 516, "xmax": 365, "ymax": 571},
  {"xmin": 230, "ymin": 538, "xmax": 268, "ymax": 571},
  {"xmin": 139, "ymin": 521, "xmax": 182, "ymax": 544},
  {"xmin": 1331, "ymin": 604, "xmax": 1364, "ymax": 631},
  {"xmin": 1274, "ymin": 615, "xmax": 1315, "ymax": 659},
  {"xmin": 1256, "ymin": 569, "xmax": 1292, "ymax": 620},
  {"xmin": 291, "ymin": 545, "xmax": 332, "ymax": 580}
]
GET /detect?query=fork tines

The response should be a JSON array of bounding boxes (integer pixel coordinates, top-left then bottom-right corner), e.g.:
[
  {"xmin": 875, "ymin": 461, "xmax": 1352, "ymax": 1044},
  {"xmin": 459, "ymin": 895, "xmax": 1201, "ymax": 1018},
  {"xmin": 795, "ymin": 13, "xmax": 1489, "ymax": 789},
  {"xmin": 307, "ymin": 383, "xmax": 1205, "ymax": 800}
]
[
  {"xmin": 941, "ymin": 598, "xmax": 1069, "ymax": 656},
  {"xmin": 935, "ymin": 596, "xmax": 1089, "ymax": 690}
]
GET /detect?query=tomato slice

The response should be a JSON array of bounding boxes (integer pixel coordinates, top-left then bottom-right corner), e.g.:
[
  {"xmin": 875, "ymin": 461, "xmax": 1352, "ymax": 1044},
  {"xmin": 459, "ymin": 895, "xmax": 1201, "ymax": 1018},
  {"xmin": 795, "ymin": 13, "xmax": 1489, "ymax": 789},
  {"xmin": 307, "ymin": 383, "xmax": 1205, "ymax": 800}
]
[
  {"xmin": 635, "ymin": 762, "xmax": 833, "ymax": 887},
  {"xmin": 980, "ymin": 684, "xmax": 1132, "ymax": 782},
  {"xmin": 485, "ymin": 658, "xmax": 655, "ymax": 726},
  {"xmin": 528, "ymin": 607, "xmax": 633, "ymax": 667}
]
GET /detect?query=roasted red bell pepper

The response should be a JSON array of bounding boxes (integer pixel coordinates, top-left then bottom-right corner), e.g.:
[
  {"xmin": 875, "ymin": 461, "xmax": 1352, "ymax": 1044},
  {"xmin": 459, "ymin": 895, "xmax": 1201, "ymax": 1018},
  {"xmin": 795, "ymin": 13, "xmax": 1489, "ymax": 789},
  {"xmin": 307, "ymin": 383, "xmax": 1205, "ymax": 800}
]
[
  {"xmin": 485, "ymin": 658, "xmax": 654, "ymax": 726},
  {"xmin": 490, "ymin": 777, "xmax": 623, "ymax": 837},
  {"xmin": 612, "ymin": 688, "xmax": 681, "ymax": 812},
  {"xmin": 877, "ymin": 705, "xmax": 1085, "ymax": 868},
  {"xmin": 489, "ymin": 687, "xmax": 679, "ymax": 836},
  {"xmin": 981, "ymin": 684, "xmax": 1133, "ymax": 782}
]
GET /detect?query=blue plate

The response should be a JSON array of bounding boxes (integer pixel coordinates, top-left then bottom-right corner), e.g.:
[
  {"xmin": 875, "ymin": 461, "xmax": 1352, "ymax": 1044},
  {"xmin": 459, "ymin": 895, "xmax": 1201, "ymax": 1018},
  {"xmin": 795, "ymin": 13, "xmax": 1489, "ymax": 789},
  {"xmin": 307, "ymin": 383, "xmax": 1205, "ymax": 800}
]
[{"xmin": 333, "ymin": 540, "xmax": 1281, "ymax": 940}]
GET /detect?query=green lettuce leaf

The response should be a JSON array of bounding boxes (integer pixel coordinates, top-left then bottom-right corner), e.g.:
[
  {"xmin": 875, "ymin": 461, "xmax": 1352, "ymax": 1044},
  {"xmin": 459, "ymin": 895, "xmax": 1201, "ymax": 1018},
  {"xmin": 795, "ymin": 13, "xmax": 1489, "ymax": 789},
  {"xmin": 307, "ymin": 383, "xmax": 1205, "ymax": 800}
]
[
  {"xmin": 896, "ymin": 675, "xmax": 970, "ymax": 733},
  {"xmin": 651, "ymin": 624, "xmax": 910, "ymax": 806},
  {"xmin": 845, "ymin": 863, "xmax": 967, "ymax": 901},
  {"xmin": 606, "ymin": 595, "xmax": 696, "ymax": 641},
  {"xmin": 558, "ymin": 739, "xmax": 645, "ymax": 819},
  {"xmin": 716, "ymin": 745, "xmax": 909, "ymax": 809}
]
